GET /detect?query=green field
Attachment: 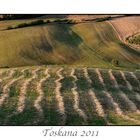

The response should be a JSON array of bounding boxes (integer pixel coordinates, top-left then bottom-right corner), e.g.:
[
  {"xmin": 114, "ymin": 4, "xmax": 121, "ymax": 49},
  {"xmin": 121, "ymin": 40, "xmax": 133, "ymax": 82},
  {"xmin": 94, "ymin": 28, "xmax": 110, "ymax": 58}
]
[{"xmin": 0, "ymin": 18, "xmax": 140, "ymax": 70}]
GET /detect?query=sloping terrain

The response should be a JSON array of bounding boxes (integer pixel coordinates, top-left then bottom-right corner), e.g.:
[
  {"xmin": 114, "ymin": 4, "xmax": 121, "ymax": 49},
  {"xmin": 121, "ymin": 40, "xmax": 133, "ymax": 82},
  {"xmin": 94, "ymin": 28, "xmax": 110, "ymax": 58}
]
[
  {"xmin": 0, "ymin": 15, "xmax": 140, "ymax": 126},
  {"xmin": 0, "ymin": 66, "xmax": 140, "ymax": 125},
  {"xmin": 109, "ymin": 16, "xmax": 140, "ymax": 40},
  {"xmin": 0, "ymin": 18, "xmax": 140, "ymax": 69}
]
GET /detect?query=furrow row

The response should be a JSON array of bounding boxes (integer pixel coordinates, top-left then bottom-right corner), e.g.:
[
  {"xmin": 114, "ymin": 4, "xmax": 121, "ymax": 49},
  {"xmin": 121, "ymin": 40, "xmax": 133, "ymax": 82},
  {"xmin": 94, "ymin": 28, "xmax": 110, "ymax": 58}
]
[
  {"xmin": 70, "ymin": 68, "xmax": 87, "ymax": 123},
  {"xmin": 96, "ymin": 68, "xmax": 123, "ymax": 115},
  {"xmin": 83, "ymin": 68, "xmax": 105, "ymax": 117},
  {"xmin": 0, "ymin": 69, "xmax": 25, "ymax": 107},
  {"xmin": 108, "ymin": 70, "xmax": 140, "ymax": 123},
  {"xmin": 55, "ymin": 68, "xmax": 66, "ymax": 124},
  {"xmin": 34, "ymin": 68, "xmax": 50, "ymax": 113},
  {"xmin": 17, "ymin": 68, "xmax": 40, "ymax": 113},
  {"xmin": 0, "ymin": 70, "xmax": 15, "ymax": 83}
]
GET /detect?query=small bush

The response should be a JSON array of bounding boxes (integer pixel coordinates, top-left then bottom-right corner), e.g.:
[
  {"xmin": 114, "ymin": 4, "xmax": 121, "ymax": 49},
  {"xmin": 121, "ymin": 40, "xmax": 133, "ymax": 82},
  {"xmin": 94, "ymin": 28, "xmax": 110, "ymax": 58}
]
[
  {"xmin": 16, "ymin": 23, "xmax": 29, "ymax": 28},
  {"xmin": 96, "ymin": 16, "xmax": 111, "ymax": 22},
  {"xmin": 53, "ymin": 19, "xmax": 63, "ymax": 23},
  {"xmin": 46, "ymin": 20, "xmax": 50, "ymax": 23},
  {"xmin": 4, "ymin": 66, "xmax": 9, "ymax": 68},
  {"xmin": 30, "ymin": 19, "xmax": 44, "ymax": 25},
  {"xmin": 111, "ymin": 59, "xmax": 119, "ymax": 66},
  {"xmin": 126, "ymin": 37, "xmax": 129, "ymax": 41},
  {"xmin": 6, "ymin": 26, "xmax": 13, "ymax": 30},
  {"xmin": 66, "ymin": 20, "xmax": 75, "ymax": 24},
  {"xmin": 6, "ymin": 18, "xmax": 75, "ymax": 31},
  {"xmin": 127, "ymin": 35, "xmax": 140, "ymax": 45},
  {"xmin": 6, "ymin": 19, "xmax": 45, "ymax": 30},
  {"xmin": 53, "ymin": 18, "xmax": 75, "ymax": 24}
]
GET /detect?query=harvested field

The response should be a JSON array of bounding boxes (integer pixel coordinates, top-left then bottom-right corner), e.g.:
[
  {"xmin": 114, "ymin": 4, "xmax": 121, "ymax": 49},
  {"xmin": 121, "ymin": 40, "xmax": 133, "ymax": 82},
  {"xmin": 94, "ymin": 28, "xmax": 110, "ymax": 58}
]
[{"xmin": 109, "ymin": 16, "xmax": 140, "ymax": 40}]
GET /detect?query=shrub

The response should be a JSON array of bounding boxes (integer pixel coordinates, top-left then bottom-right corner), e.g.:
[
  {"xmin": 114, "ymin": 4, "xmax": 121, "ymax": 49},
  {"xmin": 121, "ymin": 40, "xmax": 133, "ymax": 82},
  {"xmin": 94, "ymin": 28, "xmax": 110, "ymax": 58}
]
[
  {"xmin": 53, "ymin": 18, "xmax": 75, "ymax": 24},
  {"xmin": 61, "ymin": 19, "xmax": 69, "ymax": 22},
  {"xmin": 66, "ymin": 20, "xmax": 75, "ymax": 24},
  {"xmin": 6, "ymin": 26, "xmax": 13, "ymax": 30},
  {"xmin": 127, "ymin": 35, "xmax": 140, "ymax": 45},
  {"xmin": 53, "ymin": 19, "xmax": 63, "ymax": 23},
  {"xmin": 16, "ymin": 23, "xmax": 29, "ymax": 28},
  {"xmin": 6, "ymin": 19, "xmax": 45, "ymax": 30},
  {"xmin": 96, "ymin": 16, "xmax": 111, "ymax": 22},
  {"xmin": 4, "ymin": 66, "xmax": 9, "ymax": 68},
  {"xmin": 111, "ymin": 59, "xmax": 119, "ymax": 66},
  {"xmin": 126, "ymin": 37, "xmax": 129, "ymax": 41},
  {"xmin": 6, "ymin": 18, "xmax": 74, "ymax": 31},
  {"xmin": 46, "ymin": 20, "xmax": 50, "ymax": 23},
  {"xmin": 30, "ymin": 19, "xmax": 44, "ymax": 25}
]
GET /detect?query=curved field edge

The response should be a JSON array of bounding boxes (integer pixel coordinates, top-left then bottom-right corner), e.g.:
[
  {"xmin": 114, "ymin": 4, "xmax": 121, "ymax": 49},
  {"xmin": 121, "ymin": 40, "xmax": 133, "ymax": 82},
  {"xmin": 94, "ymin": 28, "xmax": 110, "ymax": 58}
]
[{"xmin": 108, "ymin": 16, "xmax": 140, "ymax": 52}]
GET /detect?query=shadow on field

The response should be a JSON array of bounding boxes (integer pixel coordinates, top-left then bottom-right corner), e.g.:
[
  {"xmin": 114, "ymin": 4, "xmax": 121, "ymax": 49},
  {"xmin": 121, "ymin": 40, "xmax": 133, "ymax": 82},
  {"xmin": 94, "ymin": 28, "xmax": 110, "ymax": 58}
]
[
  {"xmin": 47, "ymin": 24, "xmax": 83, "ymax": 47},
  {"xmin": 19, "ymin": 25, "xmax": 83, "ymax": 65}
]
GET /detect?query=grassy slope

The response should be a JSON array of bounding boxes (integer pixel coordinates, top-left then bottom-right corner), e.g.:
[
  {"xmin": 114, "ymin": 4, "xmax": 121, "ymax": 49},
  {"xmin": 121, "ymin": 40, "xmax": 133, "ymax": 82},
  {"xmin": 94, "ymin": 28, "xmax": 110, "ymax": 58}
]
[{"xmin": 0, "ymin": 19, "xmax": 140, "ymax": 69}]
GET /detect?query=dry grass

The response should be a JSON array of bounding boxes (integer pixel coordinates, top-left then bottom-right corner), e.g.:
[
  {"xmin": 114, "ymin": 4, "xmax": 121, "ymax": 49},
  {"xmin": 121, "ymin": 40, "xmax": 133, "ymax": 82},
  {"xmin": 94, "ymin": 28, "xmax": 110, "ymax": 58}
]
[{"xmin": 0, "ymin": 17, "xmax": 140, "ymax": 69}]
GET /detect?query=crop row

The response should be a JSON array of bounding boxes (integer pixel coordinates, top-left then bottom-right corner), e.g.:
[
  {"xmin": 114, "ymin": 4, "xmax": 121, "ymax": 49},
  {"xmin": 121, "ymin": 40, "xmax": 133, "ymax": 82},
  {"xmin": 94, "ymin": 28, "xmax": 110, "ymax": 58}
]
[{"xmin": 0, "ymin": 67, "xmax": 140, "ymax": 125}]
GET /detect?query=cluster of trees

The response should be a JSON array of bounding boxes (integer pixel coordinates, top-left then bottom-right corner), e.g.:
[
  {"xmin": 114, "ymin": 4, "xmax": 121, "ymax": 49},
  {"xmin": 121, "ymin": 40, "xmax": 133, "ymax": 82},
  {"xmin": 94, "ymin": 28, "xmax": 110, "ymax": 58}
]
[{"xmin": 126, "ymin": 35, "xmax": 140, "ymax": 45}]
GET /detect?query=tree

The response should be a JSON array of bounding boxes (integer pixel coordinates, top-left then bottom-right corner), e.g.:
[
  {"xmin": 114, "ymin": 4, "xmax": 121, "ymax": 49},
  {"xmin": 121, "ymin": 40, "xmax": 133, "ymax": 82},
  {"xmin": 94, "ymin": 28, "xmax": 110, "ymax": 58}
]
[{"xmin": 111, "ymin": 59, "xmax": 119, "ymax": 66}]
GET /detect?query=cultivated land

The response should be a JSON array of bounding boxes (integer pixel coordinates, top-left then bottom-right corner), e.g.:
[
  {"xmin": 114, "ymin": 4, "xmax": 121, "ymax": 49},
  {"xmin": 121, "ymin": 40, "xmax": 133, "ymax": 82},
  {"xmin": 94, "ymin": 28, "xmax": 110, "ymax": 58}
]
[
  {"xmin": 0, "ymin": 66, "xmax": 140, "ymax": 125},
  {"xmin": 109, "ymin": 16, "xmax": 140, "ymax": 51},
  {"xmin": 109, "ymin": 16, "xmax": 140, "ymax": 40},
  {"xmin": 0, "ymin": 15, "xmax": 140, "ymax": 125}
]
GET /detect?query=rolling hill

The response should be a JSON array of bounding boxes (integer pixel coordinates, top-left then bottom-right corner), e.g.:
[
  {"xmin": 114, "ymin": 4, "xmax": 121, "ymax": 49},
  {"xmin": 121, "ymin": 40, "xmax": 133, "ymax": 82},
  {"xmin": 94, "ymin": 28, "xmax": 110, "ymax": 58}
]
[
  {"xmin": 109, "ymin": 16, "xmax": 140, "ymax": 51},
  {"xmin": 0, "ymin": 15, "xmax": 140, "ymax": 126},
  {"xmin": 0, "ymin": 16, "xmax": 140, "ymax": 70}
]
